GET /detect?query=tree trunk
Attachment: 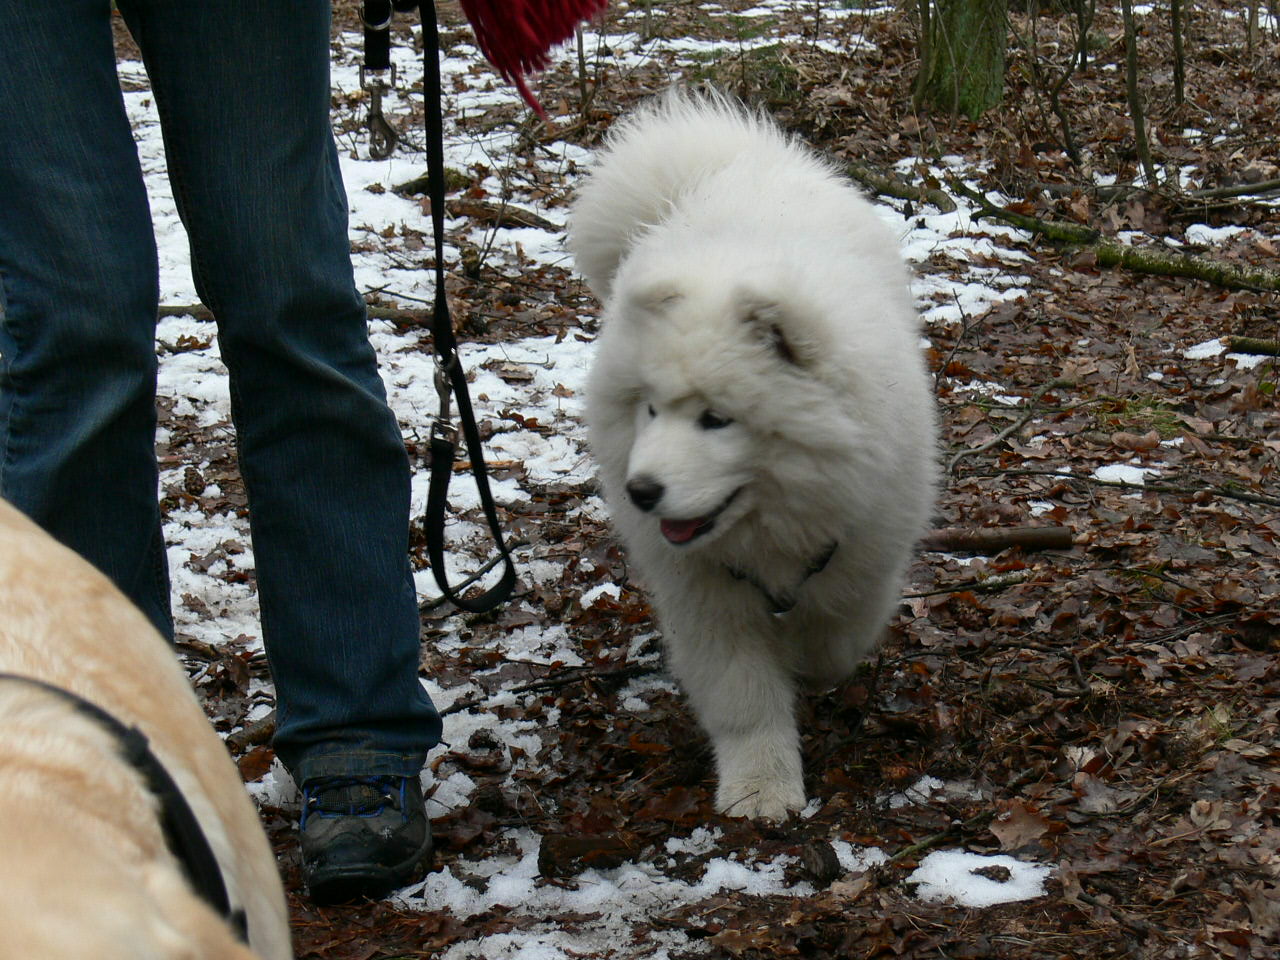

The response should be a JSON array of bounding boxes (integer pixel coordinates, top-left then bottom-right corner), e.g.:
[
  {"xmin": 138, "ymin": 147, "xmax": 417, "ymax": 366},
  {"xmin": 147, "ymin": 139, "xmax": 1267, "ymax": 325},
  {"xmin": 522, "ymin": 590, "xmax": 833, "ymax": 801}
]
[
  {"xmin": 1170, "ymin": 0, "xmax": 1185, "ymax": 106},
  {"xmin": 916, "ymin": 0, "xmax": 1008, "ymax": 120},
  {"xmin": 1120, "ymin": 0, "xmax": 1158, "ymax": 184}
]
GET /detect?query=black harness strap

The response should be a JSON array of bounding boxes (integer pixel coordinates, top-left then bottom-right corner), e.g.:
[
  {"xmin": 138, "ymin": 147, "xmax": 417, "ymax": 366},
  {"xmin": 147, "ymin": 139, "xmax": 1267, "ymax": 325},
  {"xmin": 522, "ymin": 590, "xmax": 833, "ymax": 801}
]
[
  {"xmin": 0, "ymin": 673, "xmax": 248, "ymax": 943},
  {"xmin": 728, "ymin": 541, "xmax": 838, "ymax": 616},
  {"xmin": 362, "ymin": 0, "xmax": 517, "ymax": 613}
]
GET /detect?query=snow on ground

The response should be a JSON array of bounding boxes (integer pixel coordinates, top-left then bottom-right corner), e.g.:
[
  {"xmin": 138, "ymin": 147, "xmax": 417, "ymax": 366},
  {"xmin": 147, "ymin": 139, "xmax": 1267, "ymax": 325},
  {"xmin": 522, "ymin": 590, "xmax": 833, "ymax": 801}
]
[
  {"xmin": 394, "ymin": 828, "xmax": 880, "ymax": 958},
  {"xmin": 908, "ymin": 850, "xmax": 1053, "ymax": 908},
  {"xmin": 1182, "ymin": 336, "xmax": 1271, "ymax": 370},
  {"xmin": 113, "ymin": 0, "xmax": 1280, "ymax": 949},
  {"xmin": 1092, "ymin": 463, "xmax": 1159, "ymax": 486}
]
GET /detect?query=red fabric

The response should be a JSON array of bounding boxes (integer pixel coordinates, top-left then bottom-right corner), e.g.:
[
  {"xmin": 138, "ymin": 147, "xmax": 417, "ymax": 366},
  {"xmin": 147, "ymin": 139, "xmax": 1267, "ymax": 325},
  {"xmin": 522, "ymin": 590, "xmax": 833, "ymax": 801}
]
[{"xmin": 459, "ymin": 0, "xmax": 607, "ymax": 119}]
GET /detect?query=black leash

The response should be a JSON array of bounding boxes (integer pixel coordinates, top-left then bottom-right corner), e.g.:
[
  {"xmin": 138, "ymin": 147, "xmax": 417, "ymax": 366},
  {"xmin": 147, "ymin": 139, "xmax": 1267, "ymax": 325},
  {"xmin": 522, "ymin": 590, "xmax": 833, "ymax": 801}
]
[
  {"xmin": 0, "ymin": 672, "xmax": 248, "ymax": 942},
  {"xmin": 361, "ymin": 0, "xmax": 517, "ymax": 613}
]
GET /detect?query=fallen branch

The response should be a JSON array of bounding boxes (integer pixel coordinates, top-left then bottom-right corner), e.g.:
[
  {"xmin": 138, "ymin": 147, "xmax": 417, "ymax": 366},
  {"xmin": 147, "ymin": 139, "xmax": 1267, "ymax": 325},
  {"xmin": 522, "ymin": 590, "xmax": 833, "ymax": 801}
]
[
  {"xmin": 1223, "ymin": 335, "xmax": 1280, "ymax": 356},
  {"xmin": 158, "ymin": 304, "xmax": 215, "ymax": 322},
  {"xmin": 920, "ymin": 525, "xmax": 1074, "ymax": 554},
  {"xmin": 1027, "ymin": 177, "xmax": 1280, "ymax": 209},
  {"xmin": 538, "ymin": 833, "xmax": 641, "ymax": 878},
  {"xmin": 439, "ymin": 662, "xmax": 660, "ymax": 717},
  {"xmin": 902, "ymin": 569, "xmax": 1035, "ymax": 599},
  {"xmin": 447, "ymin": 198, "xmax": 561, "ymax": 232},
  {"xmin": 889, "ymin": 808, "xmax": 994, "ymax": 864},
  {"xmin": 159, "ymin": 303, "xmax": 430, "ymax": 327},
  {"xmin": 1029, "ymin": 181, "xmax": 1164, "ymax": 202},
  {"xmin": 1184, "ymin": 176, "xmax": 1280, "ymax": 202},
  {"xmin": 950, "ymin": 180, "xmax": 1280, "ymax": 294},
  {"xmin": 226, "ymin": 709, "xmax": 276, "ymax": 753},
  {"xmin": 959, "ymin": 467, "xmax": 1280, "ymax": 509},
  {"xmin": 1072, "ymin": 889, "xmax": 1152, "ymax": 938},
  {"xmin": 847, "ymin": 161, "xmax": 957, "ymax": 213},
  {"xmin": 946, "ymin": 379, "xmax": 1073, "ymax": 475},
  {"xmin": 889, "ymin": 770, "xmax": 1041, "ymax": 865},
  {"xmin": 509, "ymin": 662, "xmax": 659, "ymax": 695},
  {"xmin": 392, "ymin": 167, "xmax": 470, "ymax": 196}
]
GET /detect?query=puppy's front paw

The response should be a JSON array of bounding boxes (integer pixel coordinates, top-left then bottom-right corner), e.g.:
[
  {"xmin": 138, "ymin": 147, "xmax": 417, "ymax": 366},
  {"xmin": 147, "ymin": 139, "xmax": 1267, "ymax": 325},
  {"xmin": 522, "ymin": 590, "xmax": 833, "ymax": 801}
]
[{"xmin": 716, "ymin": 776, "xmax": 806, "ymax": 820}]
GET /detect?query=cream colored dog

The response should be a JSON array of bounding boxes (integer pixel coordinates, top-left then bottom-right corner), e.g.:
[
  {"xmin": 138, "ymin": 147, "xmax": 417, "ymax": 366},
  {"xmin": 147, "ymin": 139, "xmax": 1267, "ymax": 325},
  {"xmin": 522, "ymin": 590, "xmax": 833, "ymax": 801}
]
[{"xmin": 0, "ymin": 498, "xmax": 291, "ymax": 960}]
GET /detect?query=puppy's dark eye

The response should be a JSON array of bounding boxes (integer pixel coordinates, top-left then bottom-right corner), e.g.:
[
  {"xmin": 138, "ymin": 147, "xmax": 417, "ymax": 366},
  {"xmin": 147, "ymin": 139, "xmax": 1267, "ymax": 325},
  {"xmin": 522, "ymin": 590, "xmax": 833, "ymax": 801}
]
[
  {"xmin": 647, "ymin": 404, "xmax": 657, "ymax": 418},
  {"xmin": 698, "ymin": 409, "xmax": 733, "ymax": 430}
]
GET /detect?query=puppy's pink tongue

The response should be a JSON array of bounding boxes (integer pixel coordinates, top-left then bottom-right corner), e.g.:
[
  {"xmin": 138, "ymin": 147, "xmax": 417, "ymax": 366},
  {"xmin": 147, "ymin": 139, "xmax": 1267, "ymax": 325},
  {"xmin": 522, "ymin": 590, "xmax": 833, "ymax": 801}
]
[{"xmin": 661, "ymin": 518, "xmax": 705, "ymax": 544}]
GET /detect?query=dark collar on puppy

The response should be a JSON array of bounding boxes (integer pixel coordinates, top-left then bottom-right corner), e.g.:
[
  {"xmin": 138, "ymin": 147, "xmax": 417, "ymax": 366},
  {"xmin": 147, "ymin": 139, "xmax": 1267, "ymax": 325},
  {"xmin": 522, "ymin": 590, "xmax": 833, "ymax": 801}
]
[
  {"xmin": 0, "ymin": 672, "xmax": 249, "ymax": 944},
  {"xmin": 727, "ymin": 541, "xmax": 838, "ymax": 615}
]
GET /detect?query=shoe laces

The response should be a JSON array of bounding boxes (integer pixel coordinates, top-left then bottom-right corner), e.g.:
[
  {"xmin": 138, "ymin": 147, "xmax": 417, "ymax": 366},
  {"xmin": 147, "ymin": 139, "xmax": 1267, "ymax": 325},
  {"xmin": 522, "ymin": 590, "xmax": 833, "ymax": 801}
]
[{"xmin": 301, "ymin": 775, "xmax": 405, "ymax": 827}]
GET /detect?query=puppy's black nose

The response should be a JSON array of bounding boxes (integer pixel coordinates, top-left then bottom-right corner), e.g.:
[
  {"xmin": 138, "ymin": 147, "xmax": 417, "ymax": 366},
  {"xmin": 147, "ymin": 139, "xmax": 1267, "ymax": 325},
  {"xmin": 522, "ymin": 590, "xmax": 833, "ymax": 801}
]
[{"xmin": 626, "ymin": 477, "xmax": 664, "ymax": 512}]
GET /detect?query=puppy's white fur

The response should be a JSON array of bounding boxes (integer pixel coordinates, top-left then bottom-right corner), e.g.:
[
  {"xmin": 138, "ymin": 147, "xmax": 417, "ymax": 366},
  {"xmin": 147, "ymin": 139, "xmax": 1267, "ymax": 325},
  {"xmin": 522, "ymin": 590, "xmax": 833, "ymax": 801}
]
[
  {"xmin": 0, "ymin": 499, "xmax": 291, "ymax": 959},
  {"xmin": 569, "ymin": 92, "xmax": 937, "ymax": 819}
]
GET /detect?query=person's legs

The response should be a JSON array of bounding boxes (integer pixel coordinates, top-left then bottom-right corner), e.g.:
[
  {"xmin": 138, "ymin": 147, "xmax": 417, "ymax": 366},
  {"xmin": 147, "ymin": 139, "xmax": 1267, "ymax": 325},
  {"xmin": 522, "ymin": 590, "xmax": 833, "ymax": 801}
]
[
  {"xmin": 117, "ymin": 0, "xmax": 441, "ymax": 790},
  {"xmin": 0, "ymin": 0, "xmax": 172, "ymax": 639}
]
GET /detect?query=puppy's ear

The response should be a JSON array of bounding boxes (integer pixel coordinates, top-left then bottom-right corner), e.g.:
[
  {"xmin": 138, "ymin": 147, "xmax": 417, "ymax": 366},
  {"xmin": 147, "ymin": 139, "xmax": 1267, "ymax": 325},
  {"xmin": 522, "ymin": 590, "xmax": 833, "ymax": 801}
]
[
  {"xmin": 623, "ymin": 282, "xmax": 684, "ymax": 320},
  {"xmin": 735, "ymin": 290, "xmax": 817, "ymax": 367}
]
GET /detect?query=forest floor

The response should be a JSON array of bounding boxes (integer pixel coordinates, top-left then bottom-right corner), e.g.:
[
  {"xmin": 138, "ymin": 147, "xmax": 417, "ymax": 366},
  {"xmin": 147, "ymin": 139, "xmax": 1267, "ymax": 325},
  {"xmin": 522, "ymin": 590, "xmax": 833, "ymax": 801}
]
[{"xmin": 115, "ymin": 1, "xmax": 1278, "ymax": 957}]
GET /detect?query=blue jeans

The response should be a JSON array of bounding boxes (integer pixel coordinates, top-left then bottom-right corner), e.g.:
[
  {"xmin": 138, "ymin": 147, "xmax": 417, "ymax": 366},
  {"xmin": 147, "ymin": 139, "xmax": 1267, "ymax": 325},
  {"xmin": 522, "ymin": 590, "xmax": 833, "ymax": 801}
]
[{"xmin": 0, "ymin": 0, "xmax": 441, "ymax": 783}]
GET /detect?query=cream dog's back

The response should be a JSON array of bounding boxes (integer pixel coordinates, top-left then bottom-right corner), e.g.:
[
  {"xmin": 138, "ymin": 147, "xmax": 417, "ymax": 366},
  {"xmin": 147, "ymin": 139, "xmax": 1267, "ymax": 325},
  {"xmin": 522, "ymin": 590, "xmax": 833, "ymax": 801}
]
[{"xmin": 0, "ymin": 499, "xmax": 291, "ymax": 960}]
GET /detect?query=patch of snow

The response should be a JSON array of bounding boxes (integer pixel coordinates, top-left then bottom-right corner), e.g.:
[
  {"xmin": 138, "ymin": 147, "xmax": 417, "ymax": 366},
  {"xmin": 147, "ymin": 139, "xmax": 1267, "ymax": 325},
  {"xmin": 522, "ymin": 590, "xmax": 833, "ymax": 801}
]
[
  {"xmin": 884, "ymin": 777, "xmax": 985, "ymax": 809},
  {"xmin": 580, "ymin": 582, "xmax": 622, "ymax": 607},
  {"xmin": 833, "ymin": 841, "xmax": 888, "ymax": 873},
  {"xmin": 800, "ymin": 797, "xmax": 824, "ymax": 819},
  {"xmin": 1183, "ymin": 337, "xmax": 1226, "ymax": 359},
  {"xmin": 665, "ymin": 827, "xmax": 723, "ymax": 856},
  {"xmin": 393, "ymin": 827, "xmax": 856, "ymax": 955},
  {"xmin": 884, "ymin": 775, "xmax": 945, "ymax": 808},
  {"xmin": 428, "ymin": 771, "xmax": 478, "ymax": 815},
  {"xmin": 1227, "ymin": 352, "xmax": 1269, "ymax": 370},
  {"xmin": 246, "ymin": 758, "xmax": 299, "ymax": 810},
  {"xmin": 1185, "ymin": 223, "xmax": 1248, "ymax": 245},
  {"xmin": 617, "ymin": 674, "xmax": 678, "ymax": 714},
  {"xmin": 908, "ymin": 850, "xmax": 1052, "ymax": 907},
  {"xmin": 1092, "ymin": 463, "xmax": 1158, "ymax": 486},
  {"xmin": 951, "ymin": 380, "xmax": 1025, "ymax": 405}
]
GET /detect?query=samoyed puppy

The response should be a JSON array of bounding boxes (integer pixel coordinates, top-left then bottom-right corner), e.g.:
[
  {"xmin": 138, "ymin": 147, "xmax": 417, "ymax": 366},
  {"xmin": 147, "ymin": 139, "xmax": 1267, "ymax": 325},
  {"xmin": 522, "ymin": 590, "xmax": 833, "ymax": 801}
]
[{"xmin": 567, "ymin": 91, "xmax": 937, "ymax": 819}]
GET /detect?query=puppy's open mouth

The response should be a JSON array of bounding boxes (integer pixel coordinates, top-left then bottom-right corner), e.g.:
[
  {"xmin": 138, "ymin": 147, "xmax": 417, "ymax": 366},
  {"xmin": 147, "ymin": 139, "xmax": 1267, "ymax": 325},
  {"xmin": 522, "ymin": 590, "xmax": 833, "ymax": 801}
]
[{"xmin": 659, "ymin": 488, "xmax": 742, "ymax": 545}]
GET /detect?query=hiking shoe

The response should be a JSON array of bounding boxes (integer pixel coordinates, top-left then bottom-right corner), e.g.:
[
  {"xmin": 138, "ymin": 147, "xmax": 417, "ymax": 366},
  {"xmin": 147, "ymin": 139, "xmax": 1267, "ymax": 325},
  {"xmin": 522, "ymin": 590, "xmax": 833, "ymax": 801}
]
[{"xmin": 299, "ymin": 775, "xmax": 432, "ymax": 904}]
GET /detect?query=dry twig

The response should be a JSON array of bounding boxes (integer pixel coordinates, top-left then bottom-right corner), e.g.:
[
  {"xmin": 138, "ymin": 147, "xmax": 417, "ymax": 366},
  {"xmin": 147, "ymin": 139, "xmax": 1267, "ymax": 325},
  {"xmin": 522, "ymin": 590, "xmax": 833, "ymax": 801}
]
[{"xmin": 950, "ymin": 180, "xmax": 1280, "ymax": 294}]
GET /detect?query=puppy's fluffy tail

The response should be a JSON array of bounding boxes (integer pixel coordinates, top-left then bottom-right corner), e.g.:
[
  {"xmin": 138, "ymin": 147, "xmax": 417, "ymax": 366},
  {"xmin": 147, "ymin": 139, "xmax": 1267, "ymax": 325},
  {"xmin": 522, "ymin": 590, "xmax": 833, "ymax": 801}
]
[{"xmin": 567, "ymin": 89, "xmax": 790, "ymax": 301}]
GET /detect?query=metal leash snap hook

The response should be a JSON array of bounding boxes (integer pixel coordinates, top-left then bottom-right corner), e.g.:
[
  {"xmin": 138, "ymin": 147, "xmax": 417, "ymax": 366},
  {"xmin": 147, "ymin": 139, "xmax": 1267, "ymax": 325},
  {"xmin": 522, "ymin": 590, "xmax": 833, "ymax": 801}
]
[
  {"xmin": 432, "ymin": 358, "xmax": 457, "ymax": 443},
  {"xmin": 359, "ymin": 62, "xmax": 399, "ymax": 160}
]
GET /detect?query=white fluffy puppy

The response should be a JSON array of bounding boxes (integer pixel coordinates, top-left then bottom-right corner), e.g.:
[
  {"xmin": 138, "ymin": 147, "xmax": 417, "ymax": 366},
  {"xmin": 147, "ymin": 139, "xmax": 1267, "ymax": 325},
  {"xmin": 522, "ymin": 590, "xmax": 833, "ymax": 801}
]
[{"xmin": 568, "ymin": 91, "xmax": 937, "ymax": 819}]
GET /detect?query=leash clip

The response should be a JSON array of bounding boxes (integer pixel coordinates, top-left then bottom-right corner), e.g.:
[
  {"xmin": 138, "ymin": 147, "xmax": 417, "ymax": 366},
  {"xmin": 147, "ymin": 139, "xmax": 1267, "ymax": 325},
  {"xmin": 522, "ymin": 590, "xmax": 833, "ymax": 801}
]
[
  {"xmin": 359, "ymin": 63, "xmax": 399, "ymax": 160},
  {"xmin": 432, "ymin": 357, "xmax": 457, "ymax": 443}
]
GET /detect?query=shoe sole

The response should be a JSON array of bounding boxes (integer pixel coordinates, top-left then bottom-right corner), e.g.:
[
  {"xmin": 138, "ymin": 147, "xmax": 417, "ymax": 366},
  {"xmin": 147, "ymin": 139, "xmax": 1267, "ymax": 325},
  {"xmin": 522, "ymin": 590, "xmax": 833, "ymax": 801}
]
[{"xmin": 306, "ymin": 835, "xmax": 433, "ymax": 905}]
